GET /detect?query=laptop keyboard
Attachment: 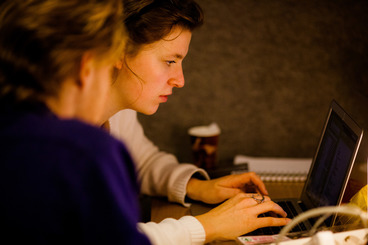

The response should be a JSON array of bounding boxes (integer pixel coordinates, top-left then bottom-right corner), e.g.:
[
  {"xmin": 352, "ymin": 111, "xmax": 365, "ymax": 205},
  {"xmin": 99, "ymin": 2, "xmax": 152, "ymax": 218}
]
[
  {"xmin": 246, "ymin": 200, "xmax": 307, "ymax": 236},
  {"xmin": 277, "ymin": 201, "xmax": 307, "ymax": 232}
]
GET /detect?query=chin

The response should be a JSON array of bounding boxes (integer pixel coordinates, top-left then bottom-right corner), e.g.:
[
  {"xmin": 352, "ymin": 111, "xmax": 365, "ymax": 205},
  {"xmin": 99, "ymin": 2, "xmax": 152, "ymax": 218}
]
[{"xmin": 140, "ymin": 106, "xmax": 159, "ymax": 115}]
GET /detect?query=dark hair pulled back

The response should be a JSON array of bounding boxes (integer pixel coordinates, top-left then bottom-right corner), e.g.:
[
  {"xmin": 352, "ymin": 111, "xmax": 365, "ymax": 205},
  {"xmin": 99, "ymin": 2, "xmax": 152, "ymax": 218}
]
[{"xmin": 123, "ymin": 0, "xmax": 203, "ymax": 56}]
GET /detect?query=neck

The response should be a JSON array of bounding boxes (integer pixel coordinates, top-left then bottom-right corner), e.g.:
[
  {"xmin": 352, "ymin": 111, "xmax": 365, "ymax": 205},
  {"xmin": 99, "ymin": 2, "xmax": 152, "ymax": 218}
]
[
  {"xmin": 100, "ymin": 93, "xmax": 130, "ymax": 126},
  {"xmin": 45, "ymin": 85, "xmax": 77, "ymax": 120},
  {"xmin": 99, "ymin": 105, "xmax": 120, "ymax": 125},
  {"xmin": 44, "ymin": 78, "xmax": 97, "ymax": 125}
]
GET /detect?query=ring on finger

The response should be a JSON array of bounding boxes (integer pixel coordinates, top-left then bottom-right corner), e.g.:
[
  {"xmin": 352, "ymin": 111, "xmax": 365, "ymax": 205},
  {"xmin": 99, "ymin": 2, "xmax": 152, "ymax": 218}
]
[{"xmin": 251, "ymin": 194, "xmax": 265, "ymax": 204}]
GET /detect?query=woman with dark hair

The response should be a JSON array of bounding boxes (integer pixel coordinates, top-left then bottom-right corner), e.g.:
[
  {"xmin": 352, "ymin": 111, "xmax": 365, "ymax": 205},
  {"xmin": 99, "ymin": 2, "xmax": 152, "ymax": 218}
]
[
  {"xmin": 103, "ymin": 0, "xmax": 290, "ymax": 243},
  {"xmin": 0, "ymin": 0, "xmax": 150, "ymax": 244}
]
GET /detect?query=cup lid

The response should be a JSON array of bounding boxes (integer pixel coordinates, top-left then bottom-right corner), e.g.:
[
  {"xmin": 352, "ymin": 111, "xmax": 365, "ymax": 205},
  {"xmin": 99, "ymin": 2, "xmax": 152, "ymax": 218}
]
[{"xmin": 188, "ymin": 122, "xmax": 221, "ymax": 137}]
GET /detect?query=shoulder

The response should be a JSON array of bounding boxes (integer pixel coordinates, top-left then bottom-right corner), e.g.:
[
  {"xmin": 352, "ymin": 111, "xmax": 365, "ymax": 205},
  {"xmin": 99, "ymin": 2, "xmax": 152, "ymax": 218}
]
[
  {"xmin": 52, "ymin": 118, "xmax": 138, "ymax": 177},
  {"xmin": 10, "ymin": 113, "xmax": 135, "ymax": 172},
  {"xmin": 1, "ymin": 110, "xmax": 137, "ymax": 180},
  {"xmin": 109, "ymin": 109, "xmax": 140, "ymax": 139},
  {"xmin": 52, "ymin": 119, "xmax": 137, "ymax": 173},
  {"xmin": 109, "ymin": 109, "xmax": 137, "ymax": 128},
  {"xmin": 46, "ymin": 117, "xmax": 127, "ymax": 155}
]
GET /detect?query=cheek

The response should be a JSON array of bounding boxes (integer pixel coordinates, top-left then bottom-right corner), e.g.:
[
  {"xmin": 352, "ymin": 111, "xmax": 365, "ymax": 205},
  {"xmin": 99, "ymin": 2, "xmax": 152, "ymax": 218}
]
[
  {"xmin": 113, "ymin": 71, "xmax": 144, "ymax": 106},
  {"xmin": 143, "ymin": 69, "xmax": 168, "ymax": 90},
  {"xmin": 120, "ymin": 72, "xmax": 143, "ymax": 96},
  {"xmin": 137, "ymin": 59, "xmax": 166, "ymax": 85}
]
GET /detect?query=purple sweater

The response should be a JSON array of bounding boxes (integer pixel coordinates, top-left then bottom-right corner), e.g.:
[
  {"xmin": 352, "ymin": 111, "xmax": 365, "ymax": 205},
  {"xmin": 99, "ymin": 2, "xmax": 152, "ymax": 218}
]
[{"xmin": 0, "ymin": 105, "xmax": 150, "ymax": 244}]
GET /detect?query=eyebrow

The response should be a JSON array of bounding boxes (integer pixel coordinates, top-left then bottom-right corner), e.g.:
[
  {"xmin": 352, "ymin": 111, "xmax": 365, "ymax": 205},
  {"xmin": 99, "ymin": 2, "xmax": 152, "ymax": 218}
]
[{"xmin": 172, "ymin": 54, "xmax": 184, "ymax": 59}]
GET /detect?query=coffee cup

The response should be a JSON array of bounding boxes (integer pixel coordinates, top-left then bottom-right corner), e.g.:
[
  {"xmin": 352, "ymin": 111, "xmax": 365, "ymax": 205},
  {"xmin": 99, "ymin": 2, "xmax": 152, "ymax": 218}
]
[{"xmin": 188, "ymin": 123, "xmax": 221, "ymax": 170}]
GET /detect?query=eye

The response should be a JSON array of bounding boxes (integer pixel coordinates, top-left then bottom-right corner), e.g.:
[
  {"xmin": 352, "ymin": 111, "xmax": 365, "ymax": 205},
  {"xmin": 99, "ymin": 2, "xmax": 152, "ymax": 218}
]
[{"xmin": 166, "ymin": 60, "xmax": 176, "ymax": 66}]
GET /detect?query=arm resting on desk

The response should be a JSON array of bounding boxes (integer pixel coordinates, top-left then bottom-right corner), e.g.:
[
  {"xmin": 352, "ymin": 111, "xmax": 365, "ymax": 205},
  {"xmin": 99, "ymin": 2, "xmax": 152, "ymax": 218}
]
[{"xmin": 108, "ymin": 109, "xmax": 209, "ymax": 207}]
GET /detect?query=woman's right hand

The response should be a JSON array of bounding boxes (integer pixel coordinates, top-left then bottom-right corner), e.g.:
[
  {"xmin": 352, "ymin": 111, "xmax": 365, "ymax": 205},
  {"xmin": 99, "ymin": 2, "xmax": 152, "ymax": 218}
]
[{"xmin": 195, "ymin": 193, "xmax": 291, "ymax": 243}]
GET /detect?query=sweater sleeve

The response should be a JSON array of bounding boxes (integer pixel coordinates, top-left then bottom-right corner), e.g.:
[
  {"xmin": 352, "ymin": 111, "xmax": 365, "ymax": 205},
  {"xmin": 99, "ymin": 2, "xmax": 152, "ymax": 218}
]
[
  {"xmin": 108, "ymin": 110, "xmax": 209, "ymax": 206},
  {"xmin": 137, "ymin": 216, "xmax": 206, "ymax": 245}
]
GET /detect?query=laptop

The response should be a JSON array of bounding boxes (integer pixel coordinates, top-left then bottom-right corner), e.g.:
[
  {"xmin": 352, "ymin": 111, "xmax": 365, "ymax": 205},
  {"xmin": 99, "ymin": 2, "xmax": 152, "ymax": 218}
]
[{"xmin": 191, "ymin": 100, "xmax": 364, "ymax": 235}]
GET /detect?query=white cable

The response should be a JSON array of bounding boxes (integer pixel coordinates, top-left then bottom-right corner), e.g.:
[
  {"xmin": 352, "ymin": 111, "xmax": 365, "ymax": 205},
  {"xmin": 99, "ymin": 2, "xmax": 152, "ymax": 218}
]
[
  {"xmin": 309, "ymin": 213, "xmax": 331, "ymax": 236},
  {"xmin": 310, "ymin": 231, "xmax": 335, "ymax": 245},
  {"xmin": 274, "ymin": 205, "xmax": 368, "ymax": 245}
]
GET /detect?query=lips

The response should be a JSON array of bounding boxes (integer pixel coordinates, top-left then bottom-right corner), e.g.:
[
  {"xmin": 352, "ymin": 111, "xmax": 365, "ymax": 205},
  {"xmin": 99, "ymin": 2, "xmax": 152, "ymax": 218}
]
[
  {"xmin": 159, "ymin": 93, "xmax": 171, "ymax": 103},
  {"xmin": 159, "ymin": 95, "xmax": 168, "ymax": 102}
]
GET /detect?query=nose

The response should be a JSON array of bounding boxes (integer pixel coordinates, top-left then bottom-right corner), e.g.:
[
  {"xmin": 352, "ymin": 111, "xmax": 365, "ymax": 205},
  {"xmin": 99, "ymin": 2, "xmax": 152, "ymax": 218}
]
[{"xmin": 168, "ymin": 68, "xmax": 185, "ymax": 88}]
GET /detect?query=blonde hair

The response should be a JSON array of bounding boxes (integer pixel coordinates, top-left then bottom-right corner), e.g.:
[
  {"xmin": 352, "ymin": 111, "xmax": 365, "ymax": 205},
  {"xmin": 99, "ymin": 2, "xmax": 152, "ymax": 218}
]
[{"xmin": 0, "ymin": 0, "xmax": 126, "ymax": 104}]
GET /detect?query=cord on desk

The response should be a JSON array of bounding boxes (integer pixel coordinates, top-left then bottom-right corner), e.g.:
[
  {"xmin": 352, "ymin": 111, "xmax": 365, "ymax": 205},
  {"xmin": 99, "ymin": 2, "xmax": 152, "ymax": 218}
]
[{"xmin": 275, "ymin": 205, "xmax": 368, "ymax": 245}]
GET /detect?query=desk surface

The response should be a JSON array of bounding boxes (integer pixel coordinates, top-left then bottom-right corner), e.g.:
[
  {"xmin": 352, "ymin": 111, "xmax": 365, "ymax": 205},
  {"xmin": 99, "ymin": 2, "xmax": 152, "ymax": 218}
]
[{"xmin": 150, "ymin": 181, "xmax": 305, "ymax": 244}]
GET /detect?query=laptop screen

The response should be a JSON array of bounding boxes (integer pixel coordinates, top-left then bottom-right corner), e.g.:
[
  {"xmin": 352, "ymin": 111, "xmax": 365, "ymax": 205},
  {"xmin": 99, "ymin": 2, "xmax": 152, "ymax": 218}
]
[{"xmin": 303, "ymin": 101, "xmax": 363, "ymax": 209}]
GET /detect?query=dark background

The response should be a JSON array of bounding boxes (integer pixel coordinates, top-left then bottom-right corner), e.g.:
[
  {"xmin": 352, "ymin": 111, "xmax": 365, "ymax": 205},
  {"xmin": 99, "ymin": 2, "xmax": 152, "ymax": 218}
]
[{"xmin": 138, "ymin": 0, "xmax": 368, "ymax": 177}]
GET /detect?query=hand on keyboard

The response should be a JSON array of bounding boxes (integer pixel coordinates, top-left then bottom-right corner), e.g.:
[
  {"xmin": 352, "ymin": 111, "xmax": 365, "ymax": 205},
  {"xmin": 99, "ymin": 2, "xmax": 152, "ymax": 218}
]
[{"xmin": 195, "ymin": 193, "xmax": 291, "ymax": 242}]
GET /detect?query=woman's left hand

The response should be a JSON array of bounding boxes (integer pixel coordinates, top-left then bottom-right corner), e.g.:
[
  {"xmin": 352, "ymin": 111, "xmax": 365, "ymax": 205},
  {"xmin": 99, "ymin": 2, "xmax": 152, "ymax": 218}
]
[{"xmin": 186, "ymin": 172, "xmax": 268, "ymax": 204}]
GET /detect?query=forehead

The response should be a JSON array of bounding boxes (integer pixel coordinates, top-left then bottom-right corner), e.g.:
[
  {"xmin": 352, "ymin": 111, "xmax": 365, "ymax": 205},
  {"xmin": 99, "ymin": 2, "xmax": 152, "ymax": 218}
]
[{"xmin": 141, "ymin": 27, "xmax": 192, "ymax": 56}]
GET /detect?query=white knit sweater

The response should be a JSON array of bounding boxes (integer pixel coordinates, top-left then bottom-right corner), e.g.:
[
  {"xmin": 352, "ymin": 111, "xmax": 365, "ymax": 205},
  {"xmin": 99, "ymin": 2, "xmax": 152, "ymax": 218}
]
[{"xmin": 109, "ymin": 109, "xmax": 209, "ymax": 245}]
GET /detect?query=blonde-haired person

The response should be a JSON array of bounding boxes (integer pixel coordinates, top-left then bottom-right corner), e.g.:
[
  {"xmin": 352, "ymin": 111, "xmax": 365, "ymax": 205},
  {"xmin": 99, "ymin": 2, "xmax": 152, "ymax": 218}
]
[
  {"xmin": 103, "ymin": 0, "xmax": 290, "ymax": 244},
  {"xmin": 0, "ymin": 0, "xmax": 149, "ymax": 244}
]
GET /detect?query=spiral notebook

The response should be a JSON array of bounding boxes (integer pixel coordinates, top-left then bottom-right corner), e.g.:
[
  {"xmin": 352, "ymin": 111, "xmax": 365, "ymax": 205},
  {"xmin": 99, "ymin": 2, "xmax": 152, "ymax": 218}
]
[{"xmin": 234, "ymin": 155, "xmax": 312, "ymax": 182}]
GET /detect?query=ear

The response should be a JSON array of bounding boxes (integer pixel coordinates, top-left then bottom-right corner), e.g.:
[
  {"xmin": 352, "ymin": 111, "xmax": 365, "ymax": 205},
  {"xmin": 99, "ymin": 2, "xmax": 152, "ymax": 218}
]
[
  {"xmin": 114, "ymin": 58, "xmax": 123, "ymax": 70},
  {"xmin": 78, "ymin": 52, "xmax": 95, "ymax": 89}
]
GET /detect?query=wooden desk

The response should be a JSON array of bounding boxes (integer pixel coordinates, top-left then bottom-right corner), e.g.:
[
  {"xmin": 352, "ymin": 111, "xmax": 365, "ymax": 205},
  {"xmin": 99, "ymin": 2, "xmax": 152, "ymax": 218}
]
[{"xmin": 150, "ymin": 181, "xmax": 304, "ymax": 244}]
